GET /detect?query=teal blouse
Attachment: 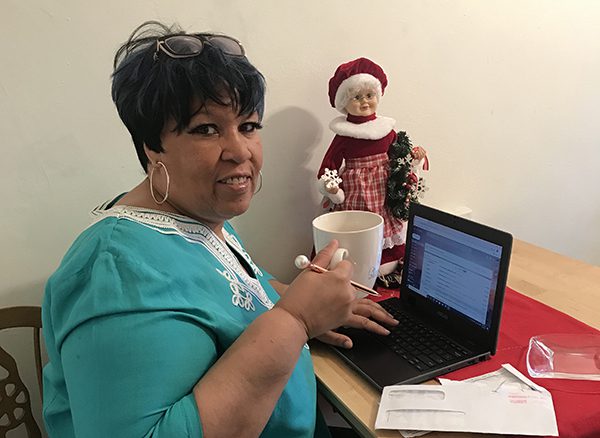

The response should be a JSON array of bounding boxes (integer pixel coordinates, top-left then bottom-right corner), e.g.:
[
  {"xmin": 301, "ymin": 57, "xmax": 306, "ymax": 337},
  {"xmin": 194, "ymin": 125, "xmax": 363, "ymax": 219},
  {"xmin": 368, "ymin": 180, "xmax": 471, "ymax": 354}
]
[{"xmin": 42, "ymin": 205, "xmax": 328, "ymax": 437}]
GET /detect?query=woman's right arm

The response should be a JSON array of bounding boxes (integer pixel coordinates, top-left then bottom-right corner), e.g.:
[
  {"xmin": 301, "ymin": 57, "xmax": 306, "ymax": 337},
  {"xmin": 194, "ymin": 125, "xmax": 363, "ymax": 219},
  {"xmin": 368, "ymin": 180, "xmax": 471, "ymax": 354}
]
[
  {"xmin": 57, "ymin": 241, "xmax": 355, "ymax": 438},
  {"xmin": 193, "ymin": 240, "xmax": 356, "ymax": 437}
]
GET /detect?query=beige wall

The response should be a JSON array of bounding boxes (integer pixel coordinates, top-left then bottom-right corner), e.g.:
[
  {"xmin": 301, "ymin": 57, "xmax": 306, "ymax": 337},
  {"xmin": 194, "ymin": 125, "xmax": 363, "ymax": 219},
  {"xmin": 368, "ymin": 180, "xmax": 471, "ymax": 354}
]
[
  {"xmin": 1, "ymin": 2, "xmax": 599, "ymax": 433},
  {"xmin": 2, "ymin": 0, "xmax": 600, "ymax": 302}
]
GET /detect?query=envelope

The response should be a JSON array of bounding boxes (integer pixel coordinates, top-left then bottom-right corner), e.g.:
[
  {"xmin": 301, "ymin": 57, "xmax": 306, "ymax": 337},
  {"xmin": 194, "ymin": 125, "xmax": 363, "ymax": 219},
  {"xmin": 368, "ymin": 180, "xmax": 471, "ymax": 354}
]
[{"xmin": 375, "ymin": 364, "xmax": 558, "ymax": 436}]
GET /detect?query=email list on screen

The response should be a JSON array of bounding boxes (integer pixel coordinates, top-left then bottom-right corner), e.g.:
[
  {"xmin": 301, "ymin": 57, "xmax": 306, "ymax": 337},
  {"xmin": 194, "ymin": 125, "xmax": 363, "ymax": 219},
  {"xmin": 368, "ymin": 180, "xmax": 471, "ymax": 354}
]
[{"xmin": 406, "ymin": 215, "xmax": 503, "ymax": 330}]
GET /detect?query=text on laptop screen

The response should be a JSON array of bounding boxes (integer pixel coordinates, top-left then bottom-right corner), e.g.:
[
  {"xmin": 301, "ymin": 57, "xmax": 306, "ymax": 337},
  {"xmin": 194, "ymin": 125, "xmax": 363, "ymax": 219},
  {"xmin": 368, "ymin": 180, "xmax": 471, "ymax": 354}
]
[{"xmin": 406, "ymin": 215, "xmax": 503, "ymax": 330}]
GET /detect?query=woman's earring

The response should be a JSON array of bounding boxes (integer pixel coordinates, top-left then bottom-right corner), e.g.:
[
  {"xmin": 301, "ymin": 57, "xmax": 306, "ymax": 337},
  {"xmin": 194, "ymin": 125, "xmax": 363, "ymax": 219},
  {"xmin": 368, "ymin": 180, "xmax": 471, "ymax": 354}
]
[
  {"xmin": 149, "ymin": 161, "xmax": 170, "ymax": 204},
  {"xmin": 254, "ymin": 170, "xmax": 263, "ymax": 195}
]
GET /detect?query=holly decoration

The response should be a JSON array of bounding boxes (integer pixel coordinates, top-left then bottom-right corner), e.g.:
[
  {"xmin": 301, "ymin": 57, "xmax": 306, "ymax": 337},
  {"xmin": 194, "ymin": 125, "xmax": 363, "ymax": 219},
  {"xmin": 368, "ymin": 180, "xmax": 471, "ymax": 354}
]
[{"xmin": 386, "ymin": 131, "xmax": 427, "ymax": 220}]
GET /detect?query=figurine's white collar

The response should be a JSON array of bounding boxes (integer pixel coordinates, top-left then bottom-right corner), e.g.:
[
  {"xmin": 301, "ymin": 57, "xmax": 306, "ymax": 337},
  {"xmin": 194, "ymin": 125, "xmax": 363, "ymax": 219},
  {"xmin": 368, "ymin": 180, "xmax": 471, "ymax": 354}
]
[{"xmin": 329, "ymin": 116, "xmax": 396, "ymax": 140}]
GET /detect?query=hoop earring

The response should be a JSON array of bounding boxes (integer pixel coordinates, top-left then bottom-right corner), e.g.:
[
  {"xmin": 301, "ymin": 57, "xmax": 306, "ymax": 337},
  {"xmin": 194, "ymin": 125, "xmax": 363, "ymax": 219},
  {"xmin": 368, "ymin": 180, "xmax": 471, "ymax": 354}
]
[
  {"xmin": 254, "ymin": 170, "xmax": 263, "ymax": 195},
  {"xmin": 149, "ymin": 161, "xmax": 170, "ymax": 205}
]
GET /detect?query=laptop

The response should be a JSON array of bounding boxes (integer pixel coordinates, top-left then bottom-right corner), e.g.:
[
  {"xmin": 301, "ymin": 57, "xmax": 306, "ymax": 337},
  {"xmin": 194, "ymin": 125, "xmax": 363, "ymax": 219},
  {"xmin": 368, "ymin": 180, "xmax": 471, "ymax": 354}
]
[{"xmin": 332, "ymin": 203, "xmax": 512, "ymax": 389}]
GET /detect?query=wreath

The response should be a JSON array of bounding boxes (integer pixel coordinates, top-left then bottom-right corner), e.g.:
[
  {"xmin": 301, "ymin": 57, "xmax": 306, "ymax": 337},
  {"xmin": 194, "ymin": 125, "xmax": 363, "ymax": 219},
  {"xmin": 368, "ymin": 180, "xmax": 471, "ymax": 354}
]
[{"xmin": 386, "ymin": 131, "xmax": 427, "ymax": 220}]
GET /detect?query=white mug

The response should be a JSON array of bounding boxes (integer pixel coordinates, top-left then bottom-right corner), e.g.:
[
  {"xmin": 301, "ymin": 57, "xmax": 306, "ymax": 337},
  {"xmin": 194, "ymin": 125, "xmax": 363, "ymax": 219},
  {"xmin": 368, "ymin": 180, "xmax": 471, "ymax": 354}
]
[{"xmin": 312, "ymin": 210, "xmax": 384, "ymax": 295}]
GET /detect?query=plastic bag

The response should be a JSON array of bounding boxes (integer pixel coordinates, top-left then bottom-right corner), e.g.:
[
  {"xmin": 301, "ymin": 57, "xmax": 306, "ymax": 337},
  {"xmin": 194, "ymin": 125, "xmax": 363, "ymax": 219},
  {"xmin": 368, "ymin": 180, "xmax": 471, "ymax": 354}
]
[{"xmin": 527, "ymin": 334, "xmax": 600, "ymax": 380}]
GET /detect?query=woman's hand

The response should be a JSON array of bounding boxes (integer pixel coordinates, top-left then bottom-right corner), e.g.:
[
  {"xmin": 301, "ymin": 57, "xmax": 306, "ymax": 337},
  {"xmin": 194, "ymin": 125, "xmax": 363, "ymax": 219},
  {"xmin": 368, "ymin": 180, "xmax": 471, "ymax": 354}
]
[
  {"xmin": 274, "ymin": 241, "xmax": 356, "ymax": 340},
  {"xmin": 316, "ymin": 299, "xmax": 398, "ymax": 348}
]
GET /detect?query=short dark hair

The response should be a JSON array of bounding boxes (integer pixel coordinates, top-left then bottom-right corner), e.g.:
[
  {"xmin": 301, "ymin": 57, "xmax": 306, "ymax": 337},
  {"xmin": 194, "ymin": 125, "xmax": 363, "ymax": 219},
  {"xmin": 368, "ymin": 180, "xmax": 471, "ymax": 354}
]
[{"xmin": 111, "ymin": 21, "xmax": 266, "ymax": 171}]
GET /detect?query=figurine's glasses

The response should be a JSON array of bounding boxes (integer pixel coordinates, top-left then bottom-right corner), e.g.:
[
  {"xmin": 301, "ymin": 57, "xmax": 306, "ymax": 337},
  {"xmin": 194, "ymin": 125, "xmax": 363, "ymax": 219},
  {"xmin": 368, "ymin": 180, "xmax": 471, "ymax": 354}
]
[
  {"xmin": 154, "ymin": 34, "xmax": 245, "ymax": 61},
  {"xmin": 350, "ymin": 92, "xmax": 377, "ymax": 102}
]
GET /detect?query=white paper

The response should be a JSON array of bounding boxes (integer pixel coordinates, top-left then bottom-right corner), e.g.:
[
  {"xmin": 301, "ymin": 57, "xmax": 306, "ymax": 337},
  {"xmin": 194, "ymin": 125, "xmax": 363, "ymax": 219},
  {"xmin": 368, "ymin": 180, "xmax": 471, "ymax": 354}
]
[
  {"xmin": 377, "ymin": 364, "xmax": 558, "ymax": 436},
  {"xmin": 439, "ymin": 363, "xmax": 549, "ymax": 394}
]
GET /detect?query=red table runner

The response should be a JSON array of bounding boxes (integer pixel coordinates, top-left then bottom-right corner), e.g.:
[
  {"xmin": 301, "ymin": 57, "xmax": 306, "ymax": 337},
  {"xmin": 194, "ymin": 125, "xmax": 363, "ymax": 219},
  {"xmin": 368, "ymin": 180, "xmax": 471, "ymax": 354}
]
[
  {"xmin": 442, "ymin": 288, "xmax": 600, "ymax": 438},
  {"xmin": 373, "ymin": 287, "xmax": 600, "ymax": 437}
]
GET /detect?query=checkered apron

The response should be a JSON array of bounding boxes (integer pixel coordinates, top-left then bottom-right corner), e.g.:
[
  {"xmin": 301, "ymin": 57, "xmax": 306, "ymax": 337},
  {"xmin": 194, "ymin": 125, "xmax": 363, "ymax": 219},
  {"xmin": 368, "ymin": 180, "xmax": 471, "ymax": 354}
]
[{"xmin": 335, "ymin": 152, "xmax": 405, "ymax": 250}]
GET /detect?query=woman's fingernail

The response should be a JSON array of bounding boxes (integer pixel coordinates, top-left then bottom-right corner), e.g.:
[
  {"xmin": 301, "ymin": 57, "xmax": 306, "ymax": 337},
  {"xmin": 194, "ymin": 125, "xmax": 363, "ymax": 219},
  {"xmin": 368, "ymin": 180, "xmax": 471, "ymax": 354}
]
[{"xmin": 343, "ymin": 339, "xmax": 352, "ymax": 348}]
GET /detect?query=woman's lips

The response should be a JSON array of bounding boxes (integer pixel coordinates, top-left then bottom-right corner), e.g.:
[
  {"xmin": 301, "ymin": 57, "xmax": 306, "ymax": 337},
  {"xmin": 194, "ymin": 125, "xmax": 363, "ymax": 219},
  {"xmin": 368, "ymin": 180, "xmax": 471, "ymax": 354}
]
[
  {"xmin": 219, "ymin": 176, "xmax": 250, "ymax": 185},
  {"xmin": 217, "ymin": 175, "xmax": 252, "ymax": 192}
]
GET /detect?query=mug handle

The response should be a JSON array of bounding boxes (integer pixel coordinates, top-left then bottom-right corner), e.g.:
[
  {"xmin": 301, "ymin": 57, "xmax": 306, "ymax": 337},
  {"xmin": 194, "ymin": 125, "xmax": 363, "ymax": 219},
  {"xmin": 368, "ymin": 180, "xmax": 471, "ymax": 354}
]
[{"xmin": 329, "ymin": 248, "xmax": 349, "ymax": 269}]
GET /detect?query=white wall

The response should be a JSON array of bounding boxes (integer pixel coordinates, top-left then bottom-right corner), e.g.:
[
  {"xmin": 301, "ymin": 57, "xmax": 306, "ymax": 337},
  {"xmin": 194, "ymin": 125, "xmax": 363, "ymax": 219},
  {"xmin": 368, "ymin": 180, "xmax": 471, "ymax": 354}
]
[{"xmin": 1, "ymin": 1, "xmax": 599, "ymax": 433}]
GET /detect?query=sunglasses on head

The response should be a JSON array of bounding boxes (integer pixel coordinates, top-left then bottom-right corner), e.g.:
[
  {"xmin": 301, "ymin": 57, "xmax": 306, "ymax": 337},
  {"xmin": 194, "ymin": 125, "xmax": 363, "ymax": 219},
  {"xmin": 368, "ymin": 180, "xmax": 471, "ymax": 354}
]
[{"xmin": 154, "ymin": 34, "xmax": 245, "ymax": 61}]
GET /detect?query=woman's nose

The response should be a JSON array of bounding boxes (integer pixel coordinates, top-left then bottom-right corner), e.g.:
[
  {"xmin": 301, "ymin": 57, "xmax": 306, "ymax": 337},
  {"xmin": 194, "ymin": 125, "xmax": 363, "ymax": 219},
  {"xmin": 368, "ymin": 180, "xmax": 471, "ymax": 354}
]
[{"xmin": 220, "ymin": 132, "xmax": 252, "ymax": 163}]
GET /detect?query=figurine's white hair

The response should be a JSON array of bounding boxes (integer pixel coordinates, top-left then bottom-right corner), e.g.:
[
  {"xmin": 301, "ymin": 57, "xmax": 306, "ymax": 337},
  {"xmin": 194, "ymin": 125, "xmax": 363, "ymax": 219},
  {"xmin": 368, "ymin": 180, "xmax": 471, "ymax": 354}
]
[{"xmin": 334, "ymin": 73, "xmax": 383, "ymax": 113}]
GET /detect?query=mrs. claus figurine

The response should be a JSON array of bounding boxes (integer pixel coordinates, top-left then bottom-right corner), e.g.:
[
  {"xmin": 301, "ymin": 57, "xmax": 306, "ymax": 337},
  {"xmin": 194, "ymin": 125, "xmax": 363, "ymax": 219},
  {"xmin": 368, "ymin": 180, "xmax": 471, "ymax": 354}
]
[{"xmin": 316, "ymin": 57, "xmax": 429, "ymax": 288}]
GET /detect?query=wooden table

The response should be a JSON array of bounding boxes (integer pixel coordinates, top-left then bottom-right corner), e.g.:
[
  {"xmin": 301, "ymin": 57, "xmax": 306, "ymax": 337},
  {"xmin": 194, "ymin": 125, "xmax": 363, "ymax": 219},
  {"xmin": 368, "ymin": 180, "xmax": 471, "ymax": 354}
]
[{"xmin": 311, "ymin": 240, "xmax": 600, "ymax": 437}]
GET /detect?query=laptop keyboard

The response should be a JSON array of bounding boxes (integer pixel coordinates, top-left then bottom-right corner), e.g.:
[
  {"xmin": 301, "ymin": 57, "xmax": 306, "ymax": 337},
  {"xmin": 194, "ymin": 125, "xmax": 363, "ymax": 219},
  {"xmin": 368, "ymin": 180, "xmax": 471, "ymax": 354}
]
[{"xmin": 378, "ymin": 300, "xmax": 472, "ymax": 372}]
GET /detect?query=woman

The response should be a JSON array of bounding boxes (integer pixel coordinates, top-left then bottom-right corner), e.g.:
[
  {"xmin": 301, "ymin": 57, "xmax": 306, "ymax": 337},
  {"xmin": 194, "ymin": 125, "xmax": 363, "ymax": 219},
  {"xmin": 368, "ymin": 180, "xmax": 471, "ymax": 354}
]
[{"xmin": 42, "ymin": 22, "xmax": 397, "ymax": 438}]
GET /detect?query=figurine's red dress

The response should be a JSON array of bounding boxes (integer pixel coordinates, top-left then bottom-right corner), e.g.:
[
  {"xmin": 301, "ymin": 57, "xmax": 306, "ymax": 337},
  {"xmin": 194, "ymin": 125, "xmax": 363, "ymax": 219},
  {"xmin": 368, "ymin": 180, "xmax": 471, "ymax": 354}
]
[{"xmin": 318, "ymin": 113, "xmax": 405, "ymax": 265}]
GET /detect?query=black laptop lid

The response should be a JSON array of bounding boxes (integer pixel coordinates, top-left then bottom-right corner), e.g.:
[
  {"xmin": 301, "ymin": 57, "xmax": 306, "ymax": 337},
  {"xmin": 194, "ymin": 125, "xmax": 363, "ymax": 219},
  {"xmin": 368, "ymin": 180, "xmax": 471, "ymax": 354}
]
[{"xmin": 400, "ymin": 203, "xmax": 513, "ymax": 354}]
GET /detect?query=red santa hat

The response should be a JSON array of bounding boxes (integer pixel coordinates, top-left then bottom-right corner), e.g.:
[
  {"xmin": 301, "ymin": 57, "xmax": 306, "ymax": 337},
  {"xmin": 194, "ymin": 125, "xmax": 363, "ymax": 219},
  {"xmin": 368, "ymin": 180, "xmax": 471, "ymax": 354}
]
[{"xmin": 328, "ymin": 57, "xmax": 388, "ymax": 113}]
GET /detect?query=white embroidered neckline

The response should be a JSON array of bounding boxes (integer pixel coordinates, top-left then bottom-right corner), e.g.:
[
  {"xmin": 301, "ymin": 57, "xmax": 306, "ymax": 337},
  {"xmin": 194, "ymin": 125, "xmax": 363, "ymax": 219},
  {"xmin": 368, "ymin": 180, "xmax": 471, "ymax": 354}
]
[
  {"xmin": 329, "ymin": 116, "xmax": 396, "ymax": 140},
  {"xmin": 89, "ymin": 204, "xmax": 274, "ymax": 311}
]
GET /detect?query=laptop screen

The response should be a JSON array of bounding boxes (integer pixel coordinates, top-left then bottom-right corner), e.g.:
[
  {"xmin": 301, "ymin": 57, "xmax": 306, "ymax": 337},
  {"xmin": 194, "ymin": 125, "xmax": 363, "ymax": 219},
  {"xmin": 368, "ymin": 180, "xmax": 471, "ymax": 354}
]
[{"xmin": 405, "ymin": 215, "xmax": 503, "ymax": 330}]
